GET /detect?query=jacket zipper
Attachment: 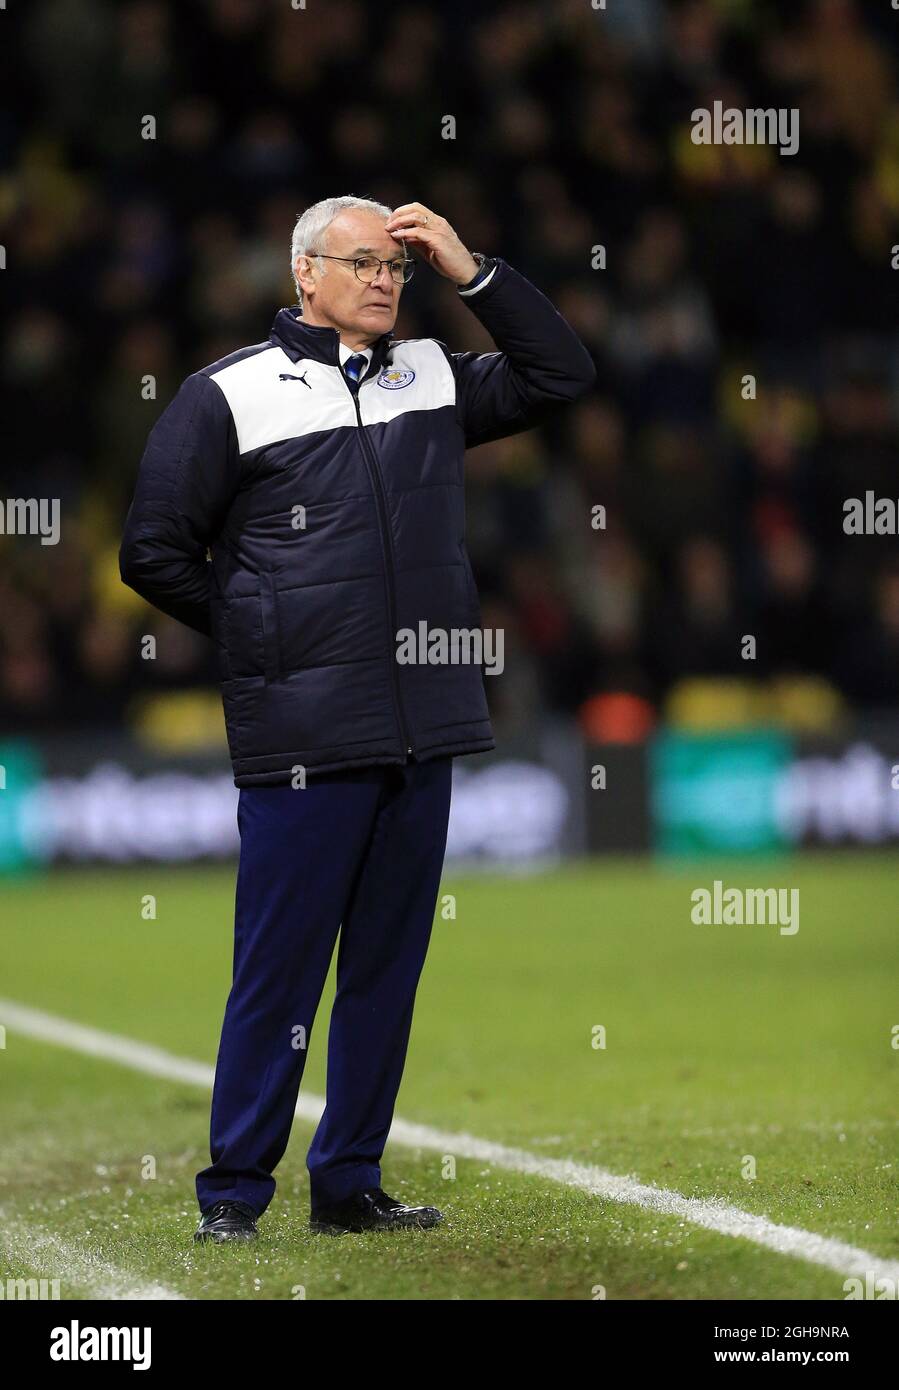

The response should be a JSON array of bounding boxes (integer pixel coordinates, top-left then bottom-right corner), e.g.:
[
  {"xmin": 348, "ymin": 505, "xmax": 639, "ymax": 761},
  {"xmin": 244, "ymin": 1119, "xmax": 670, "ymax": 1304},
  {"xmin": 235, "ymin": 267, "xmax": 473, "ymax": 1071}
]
[{"xmin": 342, "ymin": 370, "xmax": 413, "ymax": 760}]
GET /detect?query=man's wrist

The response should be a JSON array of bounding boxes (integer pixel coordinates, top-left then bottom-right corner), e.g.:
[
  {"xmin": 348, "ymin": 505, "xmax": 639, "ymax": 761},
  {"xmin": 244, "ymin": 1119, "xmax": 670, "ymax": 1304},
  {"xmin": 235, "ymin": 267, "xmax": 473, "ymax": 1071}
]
[
  {"xmin": 457, "ymin": 252, "xmax": 495, "ymax": 290},
  {"xmin": 454, "ymin": 253, "xmax": 481, "ymax": 286}
]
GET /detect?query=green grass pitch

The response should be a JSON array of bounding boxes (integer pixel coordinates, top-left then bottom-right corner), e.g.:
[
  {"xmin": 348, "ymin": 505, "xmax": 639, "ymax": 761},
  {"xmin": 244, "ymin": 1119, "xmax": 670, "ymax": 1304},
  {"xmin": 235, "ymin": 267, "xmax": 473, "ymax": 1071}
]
[{"xmin": 0, "ymin": 852, "xmax": 896, "ymax": 1300}]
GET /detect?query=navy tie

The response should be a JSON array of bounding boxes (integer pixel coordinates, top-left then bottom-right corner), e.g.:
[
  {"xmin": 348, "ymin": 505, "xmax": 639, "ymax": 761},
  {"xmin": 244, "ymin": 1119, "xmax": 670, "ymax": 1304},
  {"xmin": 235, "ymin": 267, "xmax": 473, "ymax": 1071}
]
[{"xmin": 343, "ymin": 353, "xmax": 368, "ymax": 391}]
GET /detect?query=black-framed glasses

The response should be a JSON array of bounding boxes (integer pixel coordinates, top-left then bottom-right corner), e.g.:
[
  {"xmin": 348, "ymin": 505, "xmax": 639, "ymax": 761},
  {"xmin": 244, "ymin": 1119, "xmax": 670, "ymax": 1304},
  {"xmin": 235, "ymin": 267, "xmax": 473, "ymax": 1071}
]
[{"xmin": 306, "ymin": 252, "xmax": 414, "ymax": 285}]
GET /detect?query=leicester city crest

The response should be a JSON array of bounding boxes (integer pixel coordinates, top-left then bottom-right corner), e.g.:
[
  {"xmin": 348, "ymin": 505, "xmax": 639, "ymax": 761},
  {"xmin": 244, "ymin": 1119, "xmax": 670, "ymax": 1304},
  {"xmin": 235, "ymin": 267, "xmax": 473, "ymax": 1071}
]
[{"xmin": 377, "ymin": 368, "xmax": 415, "ymax": 389}]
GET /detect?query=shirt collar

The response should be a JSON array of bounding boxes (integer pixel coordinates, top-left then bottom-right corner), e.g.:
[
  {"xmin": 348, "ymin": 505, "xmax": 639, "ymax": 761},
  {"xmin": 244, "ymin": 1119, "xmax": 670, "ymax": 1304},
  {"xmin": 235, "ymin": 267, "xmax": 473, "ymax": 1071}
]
[
  {"xmin": 338, "ymin": 341, "xmax": 372, "ymax": 367},
  {"xmin": 269, "ymin": 307, "xmax": 393, "ymax": 373}
]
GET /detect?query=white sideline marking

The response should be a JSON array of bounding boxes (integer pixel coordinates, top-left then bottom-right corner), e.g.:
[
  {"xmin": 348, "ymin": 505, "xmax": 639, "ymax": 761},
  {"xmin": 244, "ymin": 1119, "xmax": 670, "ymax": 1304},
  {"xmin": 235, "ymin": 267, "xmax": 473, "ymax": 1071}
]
[
  {"xmin": 2, "ymin": 997, "xmax": 898, "ymax": 1286},
  {"xmin": 0, "ymin": 1217, "xmax": 185, "ymax": 1300}
]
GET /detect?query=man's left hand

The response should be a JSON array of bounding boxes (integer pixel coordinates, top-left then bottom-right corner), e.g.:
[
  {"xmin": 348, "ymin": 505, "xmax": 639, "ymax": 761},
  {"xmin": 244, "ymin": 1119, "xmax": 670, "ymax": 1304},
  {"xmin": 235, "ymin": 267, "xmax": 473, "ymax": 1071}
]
[{"xmin": 385, "ymin": 204, "xmax": 480, "ymax": 286}]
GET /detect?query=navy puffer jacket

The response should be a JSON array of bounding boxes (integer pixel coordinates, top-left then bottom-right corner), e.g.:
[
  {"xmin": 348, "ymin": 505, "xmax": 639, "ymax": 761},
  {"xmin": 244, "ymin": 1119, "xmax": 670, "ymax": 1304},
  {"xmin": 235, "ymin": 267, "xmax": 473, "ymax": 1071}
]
[{"xmin": 119, "ymin": 258, "xmax": 596, "ymax": 785}]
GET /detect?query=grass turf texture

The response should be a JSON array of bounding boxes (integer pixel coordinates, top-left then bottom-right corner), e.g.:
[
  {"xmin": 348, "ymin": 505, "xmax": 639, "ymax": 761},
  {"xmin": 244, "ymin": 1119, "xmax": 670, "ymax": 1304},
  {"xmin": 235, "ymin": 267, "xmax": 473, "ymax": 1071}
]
[{"xmin": 0, "ymin": 852, "xmax": 896, "ymax": 1300}]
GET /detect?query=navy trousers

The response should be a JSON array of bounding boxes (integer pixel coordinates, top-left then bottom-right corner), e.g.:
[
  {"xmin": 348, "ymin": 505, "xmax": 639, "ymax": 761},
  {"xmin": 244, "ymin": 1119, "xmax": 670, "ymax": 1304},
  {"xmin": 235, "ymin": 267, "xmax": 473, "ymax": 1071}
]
[{"xmin": 195, "ymin": 756, "xmax": 453, "ymax": 1217}]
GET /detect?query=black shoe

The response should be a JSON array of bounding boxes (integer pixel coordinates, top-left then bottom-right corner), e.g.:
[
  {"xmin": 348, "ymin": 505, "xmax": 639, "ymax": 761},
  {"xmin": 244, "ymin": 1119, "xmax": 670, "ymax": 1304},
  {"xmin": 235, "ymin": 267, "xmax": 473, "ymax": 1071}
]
[
  {"xmin": 194, "ymin": 1199, "xmax": 259, "ymax": 1243},
  {"xmin": 309, "ymin": 1186, "xmax": 443, "ymax": 1235}
]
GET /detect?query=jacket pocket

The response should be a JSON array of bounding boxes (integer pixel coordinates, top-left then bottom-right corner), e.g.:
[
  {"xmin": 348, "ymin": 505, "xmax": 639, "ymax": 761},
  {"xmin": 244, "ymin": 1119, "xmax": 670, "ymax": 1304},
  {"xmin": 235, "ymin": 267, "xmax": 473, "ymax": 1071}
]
[
  {"xmin": 459, "ymin": 541, "xmax": 482, "ymax": 623},
  {"xmin": 209, "ymin": 597, "xmax": 232, "ymax": 682},
  {"xmin": 259, "ymin": 571, "xmax": 282, "ymax": 682}
]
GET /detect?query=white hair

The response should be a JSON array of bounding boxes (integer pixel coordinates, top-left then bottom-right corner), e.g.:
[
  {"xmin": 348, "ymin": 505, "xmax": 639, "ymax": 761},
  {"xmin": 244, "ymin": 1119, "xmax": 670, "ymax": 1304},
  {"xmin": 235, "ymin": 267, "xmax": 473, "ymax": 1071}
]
[{"xmin": 290, "ymin": 194, "xmax": 394, "ymax": 309}]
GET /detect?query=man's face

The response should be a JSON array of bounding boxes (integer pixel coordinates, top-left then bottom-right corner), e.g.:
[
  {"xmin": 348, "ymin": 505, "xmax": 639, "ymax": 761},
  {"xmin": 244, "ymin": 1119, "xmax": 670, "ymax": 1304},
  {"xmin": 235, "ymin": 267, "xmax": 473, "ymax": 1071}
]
[{"xmin": 295, "ymin": 210, "xmax": 405, "ymax": 344}]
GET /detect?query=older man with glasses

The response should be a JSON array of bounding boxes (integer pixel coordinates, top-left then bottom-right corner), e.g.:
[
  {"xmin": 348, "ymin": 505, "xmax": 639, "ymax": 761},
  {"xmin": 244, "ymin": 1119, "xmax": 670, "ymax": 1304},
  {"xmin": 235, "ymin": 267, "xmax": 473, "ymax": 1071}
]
[{"xmin": 119, "ymin": 194, "xmax": 596, "ymax": 1241}]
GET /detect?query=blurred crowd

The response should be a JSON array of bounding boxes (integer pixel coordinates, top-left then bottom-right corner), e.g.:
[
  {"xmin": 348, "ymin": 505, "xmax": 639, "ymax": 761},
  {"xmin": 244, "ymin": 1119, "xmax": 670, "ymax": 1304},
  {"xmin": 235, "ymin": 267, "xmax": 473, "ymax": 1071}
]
[{"xmin": 3, "ymin": 0, "xmax": 899, "ymax": 742}]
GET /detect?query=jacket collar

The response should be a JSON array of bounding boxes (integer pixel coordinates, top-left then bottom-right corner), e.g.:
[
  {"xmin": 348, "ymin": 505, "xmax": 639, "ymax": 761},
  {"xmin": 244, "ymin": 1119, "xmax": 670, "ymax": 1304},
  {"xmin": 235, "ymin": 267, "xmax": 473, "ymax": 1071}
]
[{"xmin": 270, "ymin": 306, "xmax": 394, "ymax": 376}]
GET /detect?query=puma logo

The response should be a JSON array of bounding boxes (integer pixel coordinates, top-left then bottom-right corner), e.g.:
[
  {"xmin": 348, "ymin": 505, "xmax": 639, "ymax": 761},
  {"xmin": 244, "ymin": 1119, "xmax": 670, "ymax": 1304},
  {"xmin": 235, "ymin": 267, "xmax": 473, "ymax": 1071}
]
[{"xmin": 279, "ymin": 372, "xmax": 312, "ymax": 388}]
